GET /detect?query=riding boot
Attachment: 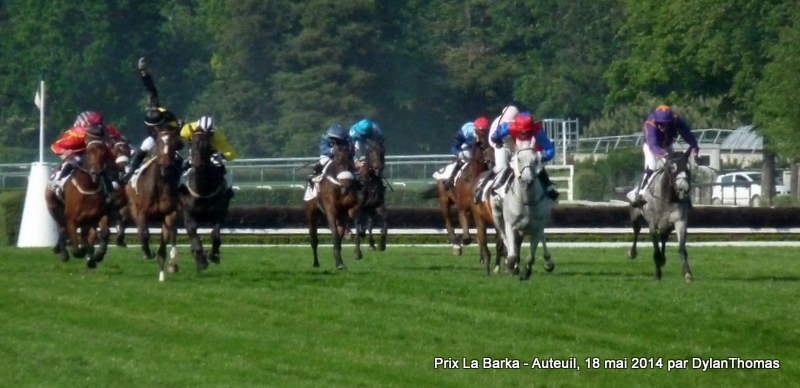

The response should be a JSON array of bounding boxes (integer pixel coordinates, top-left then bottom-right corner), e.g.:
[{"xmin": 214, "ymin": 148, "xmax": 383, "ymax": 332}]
[
  {"xmin": 631, "ymin": 169, "xmax": 653, "ymax": 208},
  {"xmin": 121, "ymin": 150, "xmax": 146, "ymax": 183},
  {"xmin": 538, "ymin": 168, "xmax": 560, "ymax": 201},
  {"xmin": 100, "ymin": 173, "xmax": 118, "ymax": 204},
  {"xmin": 474, "ymin": 170, "xmax": 496, "ymax": 204},
  {"xmin": 444, "ymin": 160, "xmax": 462, "ymax": 190},
  {"xmin": 56, "ymin": 163, "xmax": 75, "ymax": 181}
]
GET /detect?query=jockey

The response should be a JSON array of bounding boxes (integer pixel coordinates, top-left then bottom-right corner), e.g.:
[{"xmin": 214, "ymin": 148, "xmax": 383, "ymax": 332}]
[
  {"xmin": 631, "ymin": 105, "xmax": 699, "ymax": 208},
  {"xmin": 349, "ymin": 119, "xmax": 383, "ymax": 163},
  {"xmin": 73, "ymin": 111, "xmax": 126, "ymax": 143},
  {"xmin": 50, "ymin": 118, "xmax": 119, "ymax": 202},
  {"xmin": 308, "ymin": 124, "xmax": 350, "ymax": 186},
  {"xmin": 443, "ymin": 119, "xmax": 482, "ymax": 189},
  {"xmin": 487, "ymin": 113, "xmax": 559, "ymax": 201},
  {"xmin": 473, "ymin": 106, "xmax": 519, "ymax": 202},
  {"xmin": 179, "ymin": 116, "xmax": 237, "ymax": 169},
  {"xmin": 121, "ymin": 57, "xmax": 183, "ymax": 182}
]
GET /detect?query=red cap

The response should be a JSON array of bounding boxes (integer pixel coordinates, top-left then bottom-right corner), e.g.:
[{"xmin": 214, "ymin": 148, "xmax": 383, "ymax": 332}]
[{"xmin": 473, "ymin": 117, "xmax": 489, "ymax": 129}]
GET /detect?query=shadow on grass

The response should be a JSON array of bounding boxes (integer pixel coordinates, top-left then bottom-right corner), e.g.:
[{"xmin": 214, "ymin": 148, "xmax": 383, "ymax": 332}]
[{"xmin": 717, "ymin": 275, "xmax": 800, "ymax": 283}]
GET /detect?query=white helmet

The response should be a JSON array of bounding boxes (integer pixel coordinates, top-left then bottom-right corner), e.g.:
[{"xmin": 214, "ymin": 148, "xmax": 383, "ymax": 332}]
[{"xmin": 198, "ymin": 116, "xmax": 214, "ymax": 132}]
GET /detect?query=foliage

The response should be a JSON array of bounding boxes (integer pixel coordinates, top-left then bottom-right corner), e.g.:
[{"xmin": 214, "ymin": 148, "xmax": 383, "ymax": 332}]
[
  {"xmin": 0, "ymin": 190, "xmax": 25, "ymax": 245},
  {"xmin": 574, "ymin": 148, "xmax": 641, "ymax": 200}
]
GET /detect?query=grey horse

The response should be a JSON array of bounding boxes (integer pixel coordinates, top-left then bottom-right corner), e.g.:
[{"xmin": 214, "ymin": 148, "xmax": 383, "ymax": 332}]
[
  {"xmin": 628, "ymin": 149, "xmax": 694, "ymax": 281},
  {"xmin": 491, "ymin": 146, "xmax": 554, "ymax": 280}
]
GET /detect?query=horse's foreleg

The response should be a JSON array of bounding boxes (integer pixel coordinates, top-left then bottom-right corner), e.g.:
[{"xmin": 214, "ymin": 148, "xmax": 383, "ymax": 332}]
[
  {"xmin": 650, "ymin": 230, "xmax": 663, "ymax": 280},
  {"xmin": 91, "ymin": 216, "xmax": 110, "ymax": 265},
  {"xmin": 629, "ymin": 214, "xmax": 642, "ymax": 259},
  {"xmin": 457, "ymin": 207, "xmax": 472, "ymax": 247},
  {"xmin": 366, "ymin": 212, "xmax": 376, "ymax": 251},
  {"xmin": 675, "ymin": 220, "xmax": 692, "ymax": 282},
  {"xmin": 307, "ymin": 205, "xmax": 320, "ymax": 268},
  {"xmin": 326, "ymin": 211, "xmax": 346, "ymax": 270},
  {"xmin": 134, "ymin": 212, "xmax": 153, "ymax": 259},
  {"xmin": 81, "ymin": 226, "xmax": 93, "ymax": 261},
  {"xmin": 522, "ymin": 228, "xmax": 546, "ymax": 281},
  {"xmin": 66, "ymin": 220, "xmax": 85, "ymax": 259},
  {"xmin": 541, "ymin": 234, "xmax": 554, "ymax": 273},
  {"xmin": 472, "ymin": 209, "xmax": 491, "ymax": 275},
  {"xmin": 348, "ymin": 213, "xmax": 362, "ymax": 262},
  {"xmin": 378, "ymin": 203, "xmax": 387, "ymax": 251},
  {"xmin": 493, "ymin": 229, "xmax": 504, "ymax": 274},
  {"xmin": 439, "ymin": 192, "xmax": 459, "ymax": 255},
  {"xmin": 184, "ymin": 214, "xmax": 207, "ymax": 272},
  {"xmin": 504, "ymin": 222, "xmax": 521, "ymax": 275},
  {"xmin": 208, "ymin": 222, "xmax": 222, "ymax": 265},
  {"xmin": 115, "ymin": 206, "xmax": 128, "ymax": 248}
]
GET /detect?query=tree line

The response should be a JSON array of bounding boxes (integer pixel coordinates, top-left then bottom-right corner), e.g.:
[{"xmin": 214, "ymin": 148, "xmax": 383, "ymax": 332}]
[{"xmin": 0, "ymin": 0, "xmax": 798, "ymax": 165}]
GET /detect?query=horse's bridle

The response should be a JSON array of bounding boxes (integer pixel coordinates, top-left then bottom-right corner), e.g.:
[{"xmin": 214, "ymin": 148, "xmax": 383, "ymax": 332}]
[{"xmin": 508, "ymin": 147, "xmax": 547, "ymax": 206}]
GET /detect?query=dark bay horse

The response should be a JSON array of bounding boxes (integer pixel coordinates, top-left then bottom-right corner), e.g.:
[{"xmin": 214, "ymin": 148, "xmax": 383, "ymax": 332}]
[
  {"xmin": 305, "ymin": 142, "xmax": 362, "ymax": 269},
  {"xmin": 628, "ymin": 149, "xmax": 694, "ymax": 281},
  {"xmin": 110, "ymin": 139, "xmax": 133, "ymax": 247},
  {"xmin": 178, "ymin": 126, "xmax": 233, "ymax": 272},
  {"xmin": 355, "ymin": 139, "xmax": 387, "ymax": 251},
  {"xmin": 45, "ymin": 138, "xmax": 113, "ymax": 269},
  {"xmin": 125, "ymin": 128, "xmax": 183, "ymax": 281}
]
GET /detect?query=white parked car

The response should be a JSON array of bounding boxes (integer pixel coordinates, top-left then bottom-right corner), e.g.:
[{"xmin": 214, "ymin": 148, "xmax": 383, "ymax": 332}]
[{"xmin": 711, "ymin": 171, "xmax": 788, "ymax": 206}]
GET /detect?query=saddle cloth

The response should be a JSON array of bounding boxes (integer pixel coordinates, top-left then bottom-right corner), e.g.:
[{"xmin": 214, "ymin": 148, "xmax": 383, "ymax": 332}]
[
  {"xmin": 432, "ymin": 162, "xmax": 468, "ymax": 182},
  {"xmin": 130, "ymin": 157, "xmax": 157, "ymax": 195}
]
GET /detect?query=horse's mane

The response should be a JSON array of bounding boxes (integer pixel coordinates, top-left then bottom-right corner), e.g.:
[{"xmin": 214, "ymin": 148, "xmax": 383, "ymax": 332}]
[{"xmin": 328, "ymin": 144, "xmax": 353, "ymax": 176}]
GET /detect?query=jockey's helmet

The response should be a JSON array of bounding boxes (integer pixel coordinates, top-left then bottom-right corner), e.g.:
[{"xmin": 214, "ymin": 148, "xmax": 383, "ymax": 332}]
[
  {"xmin": 653, "ymin": 105, "xmax": 674, "ymax": 123},
  {"xmin": 144, "ymin": 109, "xmax": 165, "ymax": 127},
  {"xmin": 474, "ymin": 117, "xmax": 489, "ymax": 130},
  {"xmin": 350, "ymin": 119, "xmax": 374, "ymax": 137},
  {"xmin": 512, "ymin": 113, "xmax": 534, "ymax": 133},
  {"xmin": 75, "ymin": 111, "xmax": 103, "ymax": 127},
  {"xmin": 198, "ymin": 116, "xmax": 214, "ymax": 132},
  {"xmin": 326, "ymin": 124, "xmax": 347, "ymax": 140}
]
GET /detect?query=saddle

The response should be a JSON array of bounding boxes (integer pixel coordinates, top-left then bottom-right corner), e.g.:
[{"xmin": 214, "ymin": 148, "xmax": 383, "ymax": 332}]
[{"xmin": 432, "ymin": 161, "xmax": 468, "ymax": 182}]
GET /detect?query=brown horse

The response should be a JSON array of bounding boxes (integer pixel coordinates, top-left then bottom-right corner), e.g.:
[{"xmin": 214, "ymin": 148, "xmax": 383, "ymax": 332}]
[
  {"xmin": 355, "ymin": 139, "xmax": 387, "ymax": 251},
  {"xmin": 305, "ymin": 141, "xmax": 362, "ymax": 269},
  {"xmin": 420, "ymin": 162, "xmax": 472, "ymax": 255},
  {"xmin": 178, "ymin": 126, "xmax": 233, "ymax": 272},
  {"xmin": 125, "ymin": 128, "xmax": 183, "ymax": 281},
  {"xmin": 467, "ymin": 137, "xmax": 507, "ymax": 275},
  {"xmin": 109, "ymin": 139, "xmax": 133, "ymax": 247},
  {"xmin": 45, "ymin": 137, "xmax": 114, "ymax": 269}
]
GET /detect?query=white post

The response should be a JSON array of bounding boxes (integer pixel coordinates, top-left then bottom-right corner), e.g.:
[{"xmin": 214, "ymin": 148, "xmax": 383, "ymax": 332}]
[
  {"xmin": 561, "ymin": 120, "xmax": 567, "ymax": 165},
  {"xmin": 39, "ymin": 80, "xmax": 45, "ymax": 163}
]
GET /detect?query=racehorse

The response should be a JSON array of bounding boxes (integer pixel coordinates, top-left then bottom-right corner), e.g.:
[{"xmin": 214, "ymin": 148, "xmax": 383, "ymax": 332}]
[
  {"xmin": 420, "ymin": 156, "xmax": 475, "ymax": 256},
  {"xmin": 304, "ymin": 141, "xmax": 362, "ymax": 269},
  {"xmin": 355, "ymin": 139, "xmax": 387, "ymax": 251},
  {"xmin": 109, "ymin": 139, "xmax": 133, "ymax": 247},
  {"xmin": 468, "ymin": 135, "xmax": 507, "ymax": 275},
  {"xmin": 491, "ymin": 145, "xmax": 554, "ymax": 280},
  {"xmin": 628, "ymin": 149, "xmax": 694, "ymax": 281},
  {"xmin": 178, "ymin": 125, "xmax": 233, "ymax": 272},
  {"xmin": 45, "ymin": 136, "xmax": 114, "ymax": 269},
  {"xmin": 124, "ymin": 128, "xmax": 183, "ymax": 281}
]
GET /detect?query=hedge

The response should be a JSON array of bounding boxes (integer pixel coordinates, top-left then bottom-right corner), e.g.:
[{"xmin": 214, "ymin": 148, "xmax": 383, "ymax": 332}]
[
  {"xmin": 231, "ymin": 186, "xmax": 440, "ymax": 208},
  {"xmin": 0, "ymin": 190, "xmax": 25, "ymax": 246}
]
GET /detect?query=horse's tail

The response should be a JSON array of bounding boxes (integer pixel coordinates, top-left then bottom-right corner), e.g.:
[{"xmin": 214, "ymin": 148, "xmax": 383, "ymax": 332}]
[{"xmin": 420, "ymin": 184, "xmax": 439, "ymax": 200}]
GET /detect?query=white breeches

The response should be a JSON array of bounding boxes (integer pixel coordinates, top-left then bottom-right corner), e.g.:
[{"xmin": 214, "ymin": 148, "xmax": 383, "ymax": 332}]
[
  {"xmin": 643, "ymin": 144, "xmax": 671, "ymax": 171},
  {"xmin": 140, "ymin": 136, "xmax": 156, "ymax": 152},
  {"xmin": 493, "ymin": 147, "xmax": 511, "ymax": 173}
]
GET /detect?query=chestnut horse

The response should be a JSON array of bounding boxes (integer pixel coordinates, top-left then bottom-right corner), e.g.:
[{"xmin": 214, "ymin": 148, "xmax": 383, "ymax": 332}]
[
  {"xmin": 125, "ymin": 128, "xmax": 183, "ymax": 281},
  {"xmin": 355, "ymin": 139, "xmax": 387, "ymax": 251},
  {"xmin": 468, "ymin": 137, "xmax": 507, "ymax": 275},
  {"xmin": 178, "ymin": 126, "xmax": 233, "ymax": 272},
  {"xmin": 304, "ymin": 142, "xmax": 362, "ymax": 269},
  {"xmin": 45, "ymin": 138, "xmax": 114, "ymax": 269}
]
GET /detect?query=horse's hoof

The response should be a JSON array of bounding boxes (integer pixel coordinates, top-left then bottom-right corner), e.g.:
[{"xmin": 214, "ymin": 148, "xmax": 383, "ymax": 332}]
[
  {"xmin": 544, "ymin": 261, "xmax": 555, "ymax": 273},
  {"xmin": 354, "ymin": 252, "xmax": 363, "ymax": 261},
  {"xmin": 368, "ymin": 245, "xmax": 376, "ymax": 251},
  {"xmin": 313, "ymin": 262, "xmax": 320, "ymax": 268},
  {"xmin": 73, "ymin": 249, "xmax": 87, "ymax": 259},
  {"xmin": 337, "ymin": 264, "xmax": 347, "ymax": 270},
  {"xmin": 87, "ymin": 260, "xmax": 97, "ymax": 270},
  {"xmin": 493, "ymin": 265, "xmax": 500, "ymax": 274},
  {"xmin": 520, "ymin": 266, "xmax": 532, "ymax": 280},
  {"xmin": 462, "ymin": 237, "xmax": 472, "ymax": 246},
  {"xmin": 52, "ymin": 244, "xmax": 61, "ymax": 254},
  {"xmin": 627, "ymin": 249, "xmax": 637, "ymax": 259},
  {"xmin": 378, "ymin": 243, "xmax": 386, "ymax": 252},
  {"xmin": 452, "ymin": 246, "xmax": 462, "ymax": 256},
  {"xmin": 684, "ymin": 273, "xmax": 694, "ymax": 282},
  {"xmin": 168, "ymin": 264, "xmax": 179, "ymax": 274},
  {"xmin": 58, "ymin": 250, "xmax": 69, "ymax": 262},
  {"xmin": 206, "ymin": 252, "xmax": 220, "ymax": 265},
  {"xmin": 196, "ymin": 262, "xmax": 209, "ymax": 271},
  {"xmin": 116, "ymin": 241, "xmax": 127, "ymax": 248},
  {"xmin": 92, "ymin": 254, "xmax": 105, "ymax": 263}
]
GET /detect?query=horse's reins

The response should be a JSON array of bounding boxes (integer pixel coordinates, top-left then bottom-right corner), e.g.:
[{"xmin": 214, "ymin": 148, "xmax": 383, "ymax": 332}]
[
  {"xmin": 70, "ymin": 140, "xmax": 108, "ymax": 195},
  {"xmin": 508, "ymin": 148, "xmax": 547, "ymax": 206}
]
